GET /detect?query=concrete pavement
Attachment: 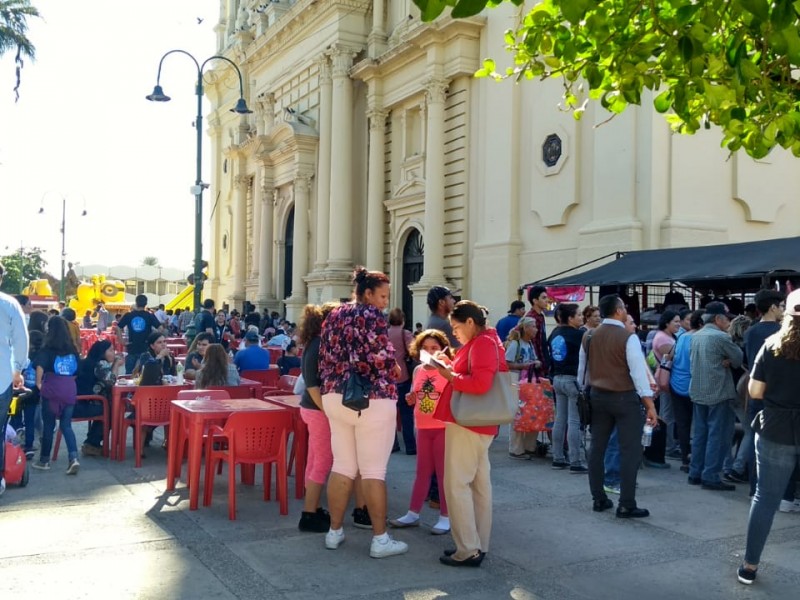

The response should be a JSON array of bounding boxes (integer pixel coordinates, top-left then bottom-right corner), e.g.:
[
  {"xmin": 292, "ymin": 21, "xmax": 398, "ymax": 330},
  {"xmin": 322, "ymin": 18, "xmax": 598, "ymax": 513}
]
[{"xmin": 2, "ymin": 423, "xmax": 799, "ymax": 599}]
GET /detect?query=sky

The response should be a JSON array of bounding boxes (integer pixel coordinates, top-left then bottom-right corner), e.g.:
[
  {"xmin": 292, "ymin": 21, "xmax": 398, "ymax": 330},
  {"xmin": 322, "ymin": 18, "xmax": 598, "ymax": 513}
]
[{"xmin": 0, "ymin": 0, "xmax": 219, "ymax": 275}]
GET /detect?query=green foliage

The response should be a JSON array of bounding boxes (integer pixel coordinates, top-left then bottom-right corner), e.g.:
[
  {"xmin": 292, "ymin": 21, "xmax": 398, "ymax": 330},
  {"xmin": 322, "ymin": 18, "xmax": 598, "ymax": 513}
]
[
  {"xmin": 414, "ymin": 0, "xmax": 800, "ymax": 159},
  {"xmin": 0, "ymin": 247, "xmax": 47, "ymax": 294},
  {"xmin": 141, "ymin": 256, "xmax": 160, "ymax": 266},
  {"xmin": 0, "ymin": 0, "xmax": 40, "ymax": 100}
]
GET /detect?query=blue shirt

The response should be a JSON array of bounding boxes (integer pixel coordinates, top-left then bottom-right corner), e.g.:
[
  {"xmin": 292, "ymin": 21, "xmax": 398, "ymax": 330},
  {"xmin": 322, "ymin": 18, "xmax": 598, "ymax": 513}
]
[
  {"xmin": 0, "ymin": 291, "xmax": 28, "ymax": 392},
  {"xmin": 233, "ymin": 344, "xmax": 271, "ymax": 372},
  {"xmin": 669, "ymin": 330, "xmax": 693, "ymax": 396},
  {"xmin": 495, "ymin": 314, "xmax": 521, "ymax": 343}
]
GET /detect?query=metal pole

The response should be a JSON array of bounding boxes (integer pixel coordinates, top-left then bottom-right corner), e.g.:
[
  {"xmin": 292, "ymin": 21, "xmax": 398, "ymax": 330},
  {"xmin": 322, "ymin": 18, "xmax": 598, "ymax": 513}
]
[
  {"xmin": 60, "ymin": 196, "xmax": 66, "ymax": 302},
  {"xmin": 193, "ymin": 74, "xmax": 204, "ymax": 314}
]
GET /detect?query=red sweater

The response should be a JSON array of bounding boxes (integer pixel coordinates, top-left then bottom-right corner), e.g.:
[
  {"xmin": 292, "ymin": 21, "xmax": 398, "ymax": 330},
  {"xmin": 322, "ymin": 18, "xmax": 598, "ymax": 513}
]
[{"xmin": 437, "ymin": 328, "xmax": 507, "ymax": 435}]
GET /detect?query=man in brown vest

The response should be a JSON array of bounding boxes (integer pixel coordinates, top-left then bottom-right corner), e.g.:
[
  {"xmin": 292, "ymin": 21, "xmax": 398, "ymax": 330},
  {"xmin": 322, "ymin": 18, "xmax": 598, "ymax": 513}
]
[{"xmin": 579, "ymin": 294, "xmax": 658, "ymax": 518}]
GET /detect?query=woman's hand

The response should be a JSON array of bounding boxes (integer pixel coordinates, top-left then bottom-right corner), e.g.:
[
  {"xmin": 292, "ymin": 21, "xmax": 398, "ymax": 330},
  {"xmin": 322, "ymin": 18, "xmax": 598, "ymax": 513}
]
[
  {"xmin": 391, "ymin": 362, "xmax": 401, "ymax": 380},
  {"xmin": 433, "ymin": 361, "xmax": 454, "ymax": 382},
  {"xmin": 645, "ymin": 406, "xmax": 658, "ymax": 428},
  {"xmin": 406, "ymin": 391, "xmax": 417, "ymax": 406}
]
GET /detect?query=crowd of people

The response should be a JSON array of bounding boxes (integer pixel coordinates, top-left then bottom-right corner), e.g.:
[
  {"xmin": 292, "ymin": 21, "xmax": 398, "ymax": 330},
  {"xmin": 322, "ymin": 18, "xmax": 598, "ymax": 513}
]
[{"xmin": 2, "ymin": 258, "xmax": 799, "ymax": 584}]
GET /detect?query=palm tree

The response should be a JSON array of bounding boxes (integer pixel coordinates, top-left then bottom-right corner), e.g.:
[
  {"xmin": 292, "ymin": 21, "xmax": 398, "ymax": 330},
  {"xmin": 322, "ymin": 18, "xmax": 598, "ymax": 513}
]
[
  {"xmin": 0, "ymin": 0, "xmax": 40, "ymax": 101},
  {"xmin": 141, "ymin": 256, "xmax": 159, "ymax": 267}
]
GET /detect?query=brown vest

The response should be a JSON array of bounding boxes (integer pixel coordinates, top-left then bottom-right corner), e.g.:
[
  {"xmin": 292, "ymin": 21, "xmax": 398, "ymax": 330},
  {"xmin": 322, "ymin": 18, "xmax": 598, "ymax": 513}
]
[{"xmin": 583, "ymin": 323, "xmax": 635, "ymax": 392}]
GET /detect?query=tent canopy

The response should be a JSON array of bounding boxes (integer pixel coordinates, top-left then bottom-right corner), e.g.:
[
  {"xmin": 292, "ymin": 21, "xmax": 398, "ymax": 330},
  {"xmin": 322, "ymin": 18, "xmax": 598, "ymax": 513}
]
[{"xmin": 537, "ymin": 236, "xmax": 800, "ymax": 287}]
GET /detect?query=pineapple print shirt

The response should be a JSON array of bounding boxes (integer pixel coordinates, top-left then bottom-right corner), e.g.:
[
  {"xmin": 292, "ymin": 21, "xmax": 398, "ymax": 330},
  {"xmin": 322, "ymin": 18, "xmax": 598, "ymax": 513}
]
[{"xmin": 412, "ymin": 366, "xmax": 449, "ymax": 429}]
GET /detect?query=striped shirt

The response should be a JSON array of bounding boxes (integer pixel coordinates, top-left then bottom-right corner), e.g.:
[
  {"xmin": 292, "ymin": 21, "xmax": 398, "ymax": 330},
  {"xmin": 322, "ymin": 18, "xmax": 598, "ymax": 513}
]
[{"xmin": 688, "ymin": 323, "xmax": 742, "ymax": 405}]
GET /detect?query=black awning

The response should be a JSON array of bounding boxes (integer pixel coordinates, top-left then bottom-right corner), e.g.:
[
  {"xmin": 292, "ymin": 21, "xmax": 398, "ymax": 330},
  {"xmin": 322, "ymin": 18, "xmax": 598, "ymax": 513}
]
[{"xmin": 536, "ymin": 236, "xmax": 800, "ymax": 287}]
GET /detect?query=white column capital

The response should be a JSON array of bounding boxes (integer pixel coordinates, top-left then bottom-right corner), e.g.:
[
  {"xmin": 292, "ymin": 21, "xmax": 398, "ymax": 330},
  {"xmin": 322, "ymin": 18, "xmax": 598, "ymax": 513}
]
[
  {"xmin": 329, "ymin": 45, "xmax": 358, "ymax": 78},
  {"xmin": 294, "ymin": 172, "xmax": 313, "ymax": 191},
  {"xmin": 424, "ymin": 78, "xmax": 449, "ymax": 105},
  {"xmin": 367, "ymin": 108, "xmax": 389, "ymax": 131},
  {"xmin": 234, "ymin": 174, "xmax": 250, "ymax": 190},
  {"xmin": 315, "ymin": 55, "xmax": 332, "ymax": 84}
]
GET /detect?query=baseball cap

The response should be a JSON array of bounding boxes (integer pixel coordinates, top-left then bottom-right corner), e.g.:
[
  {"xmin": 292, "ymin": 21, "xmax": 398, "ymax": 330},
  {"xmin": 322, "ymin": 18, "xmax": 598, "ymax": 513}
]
[
  {"xmin": 244, "ymin": 330, "xmax": 260, "ymax": 342},
  {"xmin": 426, "ymin": 286, "xmax": 452, "ymax": 306},
  {"xmin": 785, "ymin": 289, "xmax": 800, "ymax": 316},
  {"xmin": 705, "ymin": 301, "xmax": 735, "ymax": 319}
]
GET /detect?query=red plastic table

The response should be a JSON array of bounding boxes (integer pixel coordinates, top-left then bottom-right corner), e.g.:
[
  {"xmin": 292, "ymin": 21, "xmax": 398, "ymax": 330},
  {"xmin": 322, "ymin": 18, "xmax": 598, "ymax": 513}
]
[{"xmin": 166, "ymin": 398, "xmax": 288, "ymax": 510}]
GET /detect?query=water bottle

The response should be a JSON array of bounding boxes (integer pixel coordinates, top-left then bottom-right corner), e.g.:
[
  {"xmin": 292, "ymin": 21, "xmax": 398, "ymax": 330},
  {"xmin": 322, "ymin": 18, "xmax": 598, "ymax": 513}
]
[
  {"xmin": 176, "ymin": 362, "xmax": 185, "ymax": 385},
  {"xmin": 641, "ymin": 423, "xmax": 653, "ymax": 447}
]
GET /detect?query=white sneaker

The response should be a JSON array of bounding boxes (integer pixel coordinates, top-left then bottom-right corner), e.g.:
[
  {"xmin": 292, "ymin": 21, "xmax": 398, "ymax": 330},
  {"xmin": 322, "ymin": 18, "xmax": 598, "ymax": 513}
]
[
  {"xmin": 66, "ymin": 459, "xmax": 80, "ymax": 475},
  {"xmin": 325, "ymin": 528, "xmax": 345, "ymax": 549},
  {"xmin": 778, "ymin": 499, "xmax": 800, "ymax": 513},
  {"xmin": 369, "ymin": 534, "xmax": 409, "ymax": 558}
]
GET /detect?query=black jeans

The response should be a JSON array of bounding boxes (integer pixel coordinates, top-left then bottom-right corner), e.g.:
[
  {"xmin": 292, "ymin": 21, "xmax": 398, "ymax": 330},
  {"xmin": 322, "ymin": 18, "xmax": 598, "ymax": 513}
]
[
  {"xmin": 670, "ymin": 387, "xmax": 694, "ymax": 465},
  {"xmin": 589, "ymin": 389, "xmax": 643, "ymax": 509}
]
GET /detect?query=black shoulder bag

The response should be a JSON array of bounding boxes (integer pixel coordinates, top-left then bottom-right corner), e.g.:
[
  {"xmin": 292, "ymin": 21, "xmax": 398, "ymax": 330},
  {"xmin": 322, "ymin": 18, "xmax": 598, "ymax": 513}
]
[{"xmin": 342, "ymin": 368, "xmax": 372, "ymax": 415}]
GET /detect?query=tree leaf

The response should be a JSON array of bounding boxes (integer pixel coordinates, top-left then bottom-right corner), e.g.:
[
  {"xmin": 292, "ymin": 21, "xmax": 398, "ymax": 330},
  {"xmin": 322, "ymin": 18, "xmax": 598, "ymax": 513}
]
[{"xmin": 451, "ymin": 0, "xmax": 489, "ymax": 18}]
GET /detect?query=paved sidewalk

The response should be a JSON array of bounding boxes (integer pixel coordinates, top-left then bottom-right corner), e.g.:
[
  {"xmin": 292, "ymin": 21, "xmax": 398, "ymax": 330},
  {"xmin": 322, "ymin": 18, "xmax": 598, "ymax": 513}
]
[{"xmin": 2, "ymin": 424, "xmax": 799, "ymax": 599}]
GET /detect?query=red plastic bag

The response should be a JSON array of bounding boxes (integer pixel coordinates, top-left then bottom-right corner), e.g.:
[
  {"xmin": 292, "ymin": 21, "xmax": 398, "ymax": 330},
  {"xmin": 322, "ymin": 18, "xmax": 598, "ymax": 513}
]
[
  {"xmin": 513, "ymin": 378, "xmax": 555, "ymax": 433},
  {"xmin": 4, "ymin": 441, "xmax": 29, "ymax": 487}
]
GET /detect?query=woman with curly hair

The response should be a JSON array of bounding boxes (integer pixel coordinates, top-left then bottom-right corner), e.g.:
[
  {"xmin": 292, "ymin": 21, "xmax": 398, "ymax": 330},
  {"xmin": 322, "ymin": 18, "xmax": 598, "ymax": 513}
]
[
  {"xmin": 195, "ymin": 343, "xmax": 240, "ymax": 388},
  {"xmin": 738, "ymin": 289, "xmax": 800, "ymax": 585},
  {"xmin": 318, "ymin": 267, "xmax": 407, "ymax": 558},
  {"xmin": 297, "ymin": 301, "xmax": 338, "ymax": 533},
  {"xmin": 389, "ymin": 329, "xmax": 453, "ymax": 534}
]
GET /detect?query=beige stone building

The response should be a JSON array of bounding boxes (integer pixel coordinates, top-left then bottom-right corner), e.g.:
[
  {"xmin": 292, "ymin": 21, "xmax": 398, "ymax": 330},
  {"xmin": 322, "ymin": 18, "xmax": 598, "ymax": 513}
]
[{"xmin": 204, "ymin": 0, "xmax": 800, "ymax": 324}]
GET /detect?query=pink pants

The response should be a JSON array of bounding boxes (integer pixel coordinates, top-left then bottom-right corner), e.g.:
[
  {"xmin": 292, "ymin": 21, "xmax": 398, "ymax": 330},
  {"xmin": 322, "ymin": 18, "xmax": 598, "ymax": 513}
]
[
  {"xmin": 299, "ymin": 407, "xmax": 333, "ymax": 486},
  {"xmin": 321, "ymin": 393, "xmax": 396, "ymax": 480},
  {"xmin": 410, "ymin": 428, "xmax": 448, "ymax": 516}
]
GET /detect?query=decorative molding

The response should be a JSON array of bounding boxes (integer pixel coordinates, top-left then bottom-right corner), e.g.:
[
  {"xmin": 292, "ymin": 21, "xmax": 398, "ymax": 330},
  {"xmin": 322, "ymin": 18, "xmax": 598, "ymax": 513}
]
[
  {"xmin": 316, "ymin": 55, "xmax": 332, "ymax": 86},
  {"xmin": 424, "ymin": 78, "xmax": 449, "ymax": 105},
  {"xmin": 234, "ymin": 174, "xmax": 250, "ymax": 190},
  {"xmin": 367, "ymin": 109, "xmax": 389, "ymax": 131},
  {"xmin": 329, "ymin": 45, "xmax": 359, "ymax": 78}
]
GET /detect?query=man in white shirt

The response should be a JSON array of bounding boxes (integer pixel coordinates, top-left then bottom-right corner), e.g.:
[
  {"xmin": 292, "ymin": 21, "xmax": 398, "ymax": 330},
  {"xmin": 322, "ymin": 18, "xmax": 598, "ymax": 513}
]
[
  {"xmin": 0, "ymin": 261, "xmax": 29, "ymax": 496},
  {"xmin": 267, "ymin": 328, "xmax": 291, "ymax": 350}
]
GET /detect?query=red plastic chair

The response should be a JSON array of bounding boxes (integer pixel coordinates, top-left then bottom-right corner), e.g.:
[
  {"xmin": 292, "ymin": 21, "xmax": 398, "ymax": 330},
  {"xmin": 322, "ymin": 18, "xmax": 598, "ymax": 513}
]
[
  {"xmin": 277, "ymin": 375, "xmax": 297, "ymax": 392},
  {"xmin": 54, "ymin": 395, "xmax": 110, "ymax": 459},
  {"xmin": 176, "ymin": 389, "xmax": 231, "ymax": 401},
  {"xmin": 267, "ymin": 348, "xmax": 283, "ymax": 363},
  {"xmin": 119, "ymin": 385, "xmax": 181, "ymax": 467},
  {"xmin": 287, "ymin": 367, "xmax": 301, "ymax": 377},
  {"xmin": 240, "ymin": 369, "xmax": 280, "ymax": 389},
  {"xmin": 203, "ymin": 410, "xmax": 293, "ymax": 520}
]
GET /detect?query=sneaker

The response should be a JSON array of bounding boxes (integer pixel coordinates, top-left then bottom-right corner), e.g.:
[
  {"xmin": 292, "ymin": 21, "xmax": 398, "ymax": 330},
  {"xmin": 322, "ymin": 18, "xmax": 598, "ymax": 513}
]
[
  {"xmin": 352, "ymin": 506, "xmax": 372, "ymax": 529},
  {"xmin": 81, "ymin": 444, "xmax": 103, "ymax": 458},
  {"xmin": 737, "ymin": 564, "xmax": 757, "ymax": 585},
  {"xmin": 603, "ymin": 484, "xmax": 621, "ymax": 495},
  {"xmin": 779, "ymin": 499, "xmax": 800, "ymax": 513},
  {"xmin": 551, "ymin": 460, "xmax": 569, "ymax": 470},
  {"xmin": 569, "ymin": 465, "xmax": 588, "ymax": 474},
  {"xmin": 325, "ymin": 528, "xmax": 345, "ymax": 549},
  {"xmin": 298, "ymin": 510, "xmax": 330, "ymax": 533},
  {"xmin": 509, "ymin": 452, "xmax": 530, "ymax": 460},
  {"xmin": 25, "ymin": 450, "xmax": 35, "ymax": 460},
  {"xmin": 0, "ymin": 477, "xmax": 5, "ymax": 497},
  {"xmin": 723, "ymin": 470, "xmax": 748, "ymax": 484},
  {"xmin": 66, "ymin": 459, "xmax": 80, "ymax": 475},
  {"xmin": 369, "ymin": 534, "xmax": 409, "ymax": 558},
  {"xmin": 32, "ymin": 462, "xmax": 51, "ymax": 471},
  {"xmin": 665, "ymin": 448, "xmax": 683, "ymax": 460}
]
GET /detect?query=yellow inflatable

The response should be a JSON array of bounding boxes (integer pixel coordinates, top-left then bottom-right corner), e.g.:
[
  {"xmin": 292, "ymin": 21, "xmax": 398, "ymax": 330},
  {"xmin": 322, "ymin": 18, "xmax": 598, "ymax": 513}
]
[
  {"xmin": 22, "ymin": 279, "xmax": 56, "ymax": 298},
  {"xmin": 68, "ymin": 275, "xmax": 128, "ymax": 317}
]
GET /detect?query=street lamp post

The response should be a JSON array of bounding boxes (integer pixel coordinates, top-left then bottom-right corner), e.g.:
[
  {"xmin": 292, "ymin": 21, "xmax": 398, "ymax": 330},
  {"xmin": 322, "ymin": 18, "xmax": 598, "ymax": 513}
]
[
  {"xmin": 146, "ymin": 50, "xmax": 252, "ymax": 313},
  {"xmin": 38, "ymin": 193, "xmax": 87, "ymax": 302}
]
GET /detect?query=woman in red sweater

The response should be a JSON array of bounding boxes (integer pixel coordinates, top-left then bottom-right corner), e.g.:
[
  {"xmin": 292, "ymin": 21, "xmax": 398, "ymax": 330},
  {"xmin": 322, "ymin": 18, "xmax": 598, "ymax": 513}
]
[{"xmin": 433, "ymin": 300, "xmax": 507, "ymax": 567}]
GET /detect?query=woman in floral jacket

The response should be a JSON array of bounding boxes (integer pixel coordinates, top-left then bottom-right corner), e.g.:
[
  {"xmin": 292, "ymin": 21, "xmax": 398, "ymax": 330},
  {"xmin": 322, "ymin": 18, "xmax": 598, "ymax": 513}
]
[{"xmin": 318, "ymin": 267, "xmax": 407, "ymax": 559}]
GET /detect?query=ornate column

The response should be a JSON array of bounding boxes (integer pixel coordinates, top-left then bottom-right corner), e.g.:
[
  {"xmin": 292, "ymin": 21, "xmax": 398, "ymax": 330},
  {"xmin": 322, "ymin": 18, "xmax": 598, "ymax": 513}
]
[
  {"xmin": 250, "ymin": 165, "xmax": 263, "ymax": 279},
  {"xmin": 287, "ymin": 173, "xmax": 311, "ymax": 314},
  {"xmin": 232, "ymin": 168, "xmax": 249, "ymax": 304},
  {"xmin": 257, "ymin": 178, "xmax": 275, "ymax": 308},
  {"xmin": 418, "ymin": 78, "xmax": 448, "ymax": 286},
  {"xmin": 368, "ymin": 0, "xmax": 387, "ymax": 57},
  {"xmin": 366, "ymin": 107, "xmax": 388, "ymax": 270},
  {"xmin": 327, "ymin": 47, "xmax": 356, "ymax": 271},
  {"xmin": 257, "ymin": 92, "xmax": 275, "ymax": 137},
  {"xmin": 314, "ymin": 56, "xmax": 332, "ymax": 271}
]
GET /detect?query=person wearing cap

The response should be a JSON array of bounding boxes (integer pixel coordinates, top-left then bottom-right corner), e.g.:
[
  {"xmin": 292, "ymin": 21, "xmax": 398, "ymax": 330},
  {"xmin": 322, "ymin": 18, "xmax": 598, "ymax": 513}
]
[
  {"xmin": 233, "ymin": 329, "xmax": 271, "ymax": 372},
  {"xmin": 496, "ymin": 300, "xmax": 526, "ymax": 343},
  {"xmin": 426, "ymin": 286, "xmax": 459, "ymax": 349},
  {"xmin": 688, "ymin": 301, "xmax": 743, "ymax": 491},
  {"xmin": 737, "ymin": 288, "xmax": 800, "ymax": 585}
]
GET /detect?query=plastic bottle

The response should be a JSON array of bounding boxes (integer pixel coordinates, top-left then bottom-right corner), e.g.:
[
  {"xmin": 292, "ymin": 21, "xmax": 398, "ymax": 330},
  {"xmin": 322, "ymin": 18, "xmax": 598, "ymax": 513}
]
[
  {"xmin": 176, "ymin": 362, "xmax": 185, "ymax": 385},
  {"xmin": 641, "ymin": 423, "xmax": 654, "ymax": 447}
]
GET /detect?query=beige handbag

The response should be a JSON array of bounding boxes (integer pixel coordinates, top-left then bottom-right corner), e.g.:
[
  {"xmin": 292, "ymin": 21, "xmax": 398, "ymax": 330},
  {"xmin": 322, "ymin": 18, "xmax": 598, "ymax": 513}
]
[{"xmin": 450, "ymin": 344, "xmax": 517, "ymax": 427}]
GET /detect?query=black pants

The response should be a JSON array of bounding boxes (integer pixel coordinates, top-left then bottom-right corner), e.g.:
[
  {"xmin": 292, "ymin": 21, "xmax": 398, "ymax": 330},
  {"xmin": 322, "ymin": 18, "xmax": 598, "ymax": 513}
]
[
  {"xmin": 670, "ymin": 387, "xmax": 693, "ymax": 465},
  {"xmin": 589, "ymin": 389, "xmax": 643, "ymax": 509}
]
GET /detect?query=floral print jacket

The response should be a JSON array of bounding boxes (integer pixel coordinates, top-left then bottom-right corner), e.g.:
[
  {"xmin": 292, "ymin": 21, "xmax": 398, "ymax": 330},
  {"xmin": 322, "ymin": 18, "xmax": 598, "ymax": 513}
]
[{"xmin": 319, "ymin": 302, "xmax": 397, "ymax": 400}]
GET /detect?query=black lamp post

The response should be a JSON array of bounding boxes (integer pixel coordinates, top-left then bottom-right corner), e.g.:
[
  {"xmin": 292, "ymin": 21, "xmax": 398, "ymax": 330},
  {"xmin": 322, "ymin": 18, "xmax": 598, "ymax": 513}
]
[
  {"xmin": 38, "ymin": 193, "xmax": 87, "ymax": 302},
  {"xmin": 146, "ymin": 50, "xmax": 252, "ymax": 313}
]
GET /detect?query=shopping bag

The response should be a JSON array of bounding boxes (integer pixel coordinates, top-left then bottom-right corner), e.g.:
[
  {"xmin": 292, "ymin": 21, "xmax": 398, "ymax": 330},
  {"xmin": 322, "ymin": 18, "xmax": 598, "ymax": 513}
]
[{"xmin": 513, "ymin": 377, "xmax": 555, "ymax": 433}]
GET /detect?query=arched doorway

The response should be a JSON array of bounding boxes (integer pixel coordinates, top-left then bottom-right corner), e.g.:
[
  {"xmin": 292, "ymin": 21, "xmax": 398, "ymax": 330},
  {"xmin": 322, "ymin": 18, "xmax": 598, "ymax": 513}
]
[
  {"xmin": 402, "ymin": 229, "xmax": 424, "ymax": 329},
  {"xmin": 283, "ymin": 207, "xmax": 294, "ymax": 303}
]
